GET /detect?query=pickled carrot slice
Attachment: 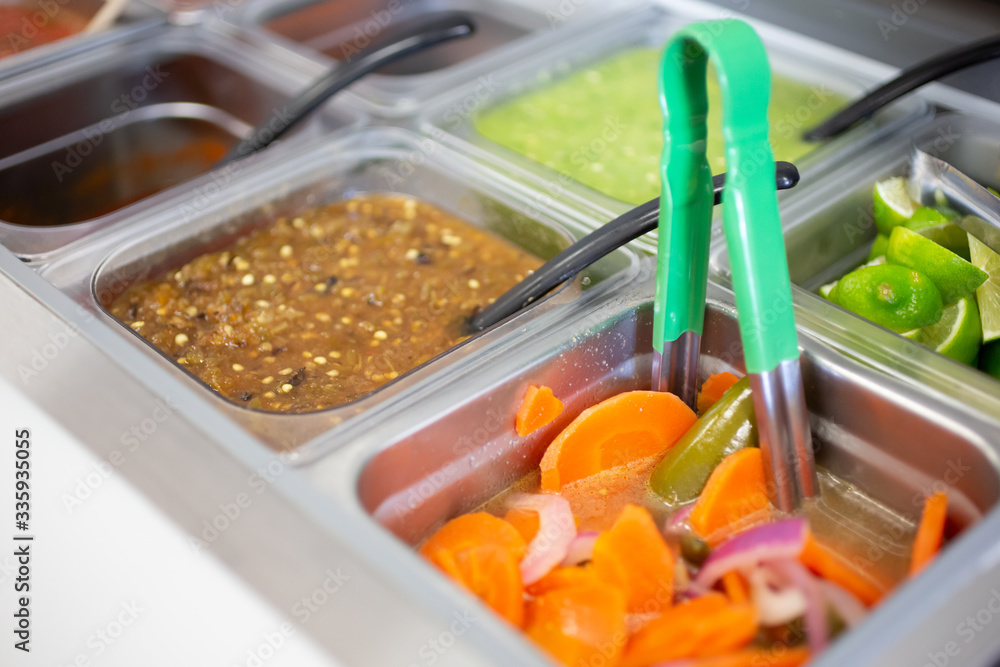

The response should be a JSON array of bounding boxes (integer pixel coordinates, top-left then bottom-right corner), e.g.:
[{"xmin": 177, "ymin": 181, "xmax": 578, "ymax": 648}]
[
  {"xmin": 621, "ymin": 593, "xmax": 757, "ymax": 666},
  {"xmin": 910, "ymin": 491, "xmax": 948, "ymax": 576},
  {"xmin": 527, "ymin": 564, "xmax": 600, "ymax": 597},
  {"xmin": 679, "ymin": 647, "xmax": 811, "ymax": 667},
  {"xmin": 800, "ymin": 532, "xmax": 885, "ymax": 606},
  {"xmin": 420, "ymin": 513, "xmax": 527, "ymax": 627},
  {"xmin": 540, "ymin": 391, "xmax": 696, "ymax": 491},
  {"xmin": 722, "ymin": 570, "xmax": 750, "ymax": 606},
  {"xmin": 526, "ymin": 580, "xmax": 627, "ymax": 667},
  {"xmin": 592, "ymin": 504, "xmax": 675, "ymax": 614},
  {"xmin": 697, "ymin": 372, "xmax": 740, "ymax": 414},
  {"xmin": 689, "ymin": 448, "xmax": 769, "ymax": 542},
  {"xmin": 516, "ymin": 385, "xmax": 565, "ymax": 437}
]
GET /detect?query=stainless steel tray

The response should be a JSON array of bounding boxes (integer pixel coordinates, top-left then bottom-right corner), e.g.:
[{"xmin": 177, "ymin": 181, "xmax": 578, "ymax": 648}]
[
  {"xmin": 418, "ymin": 0, "xmax": 932, "ymax": 230},
  {"xmin": 0, "ymin": 21, "xmax": 364, "ymax": 261},
  {"xmin": 294, "ymin": 275, "xmax": 1000, "ymax": 667},
  {"xmin": 9, "ymin": 234, "xmax": 1000, "ymax": 665},
  {"xmin": 220, "ymin": 0, "xmax": 627, "ymax": 117},
  {"xmin": 39, "ymin": 127, "xmax": 640, "ymax": 452},
  {"xmin": 710, "ymin": 113, "xmax": 1000, "ymax": 421}
]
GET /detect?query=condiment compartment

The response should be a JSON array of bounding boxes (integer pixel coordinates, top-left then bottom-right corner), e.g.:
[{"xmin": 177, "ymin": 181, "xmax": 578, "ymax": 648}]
[
  {"xmin": 0, "ymin": 21, "xmax": 364, "ymax": 260},
  {"xmin": 70, "ymin": 127, "xmax": 639, "ymax": 452},
  {"xmin": 225, "ymin": 0, "xmax": 565, "ymax": 116},
  {"xmin": 297, "ymin": 275, "xmax": 1000, "ymax": 666},
  {"xmin": 709, "ymin": 113, "xmax": 1000, "ymax": 420},
  {"xmin": 0, "ymin": 0, "xmax": 161, "ymax": 76},
  {"xmin": 418, "ymin": 0, "xmax": 931, "ymax": 231}
]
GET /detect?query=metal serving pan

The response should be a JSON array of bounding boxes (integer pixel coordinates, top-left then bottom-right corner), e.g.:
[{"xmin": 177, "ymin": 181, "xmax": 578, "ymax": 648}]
[
  {"xmin": 220, "ymin": 0, "xmax": 620, "ymax": 117},
  {"xmin": 709, "ymin": 113, "xmax": 1000, "ymax": 421},
  {"xmin": 419, "ymin": 0, "xmax": 931, "ymax": 229},
  {"xmin": 0, "ymin": 21, "xmax": 363, "ymax": 261},
  {"xmin": 0, "ymin": 0, "xmax": 162, "ymax": 77},
  {"xmin": 298, "ymin": 275, "xmax": 1000, "ymax": 666},
  {"xmin": 42, "ymin": 128, "xmax": 639, "ymax": 452}
]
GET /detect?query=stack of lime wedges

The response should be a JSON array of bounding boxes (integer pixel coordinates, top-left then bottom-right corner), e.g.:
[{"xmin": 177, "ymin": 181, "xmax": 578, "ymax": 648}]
[{"xmin": 823, "ymin": 176, "xmax": 1000, "ymax": 378}]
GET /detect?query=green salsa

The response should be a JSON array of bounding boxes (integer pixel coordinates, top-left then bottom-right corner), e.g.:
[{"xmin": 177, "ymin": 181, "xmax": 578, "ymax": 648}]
[{"xmin": 474, "ymin": 48, "xmax": 846, "ymax": 205}]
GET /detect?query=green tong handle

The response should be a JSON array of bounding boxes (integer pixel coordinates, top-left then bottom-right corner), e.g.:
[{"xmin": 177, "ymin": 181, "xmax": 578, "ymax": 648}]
[
  {"xmin": 654, "ymin": 20, "xmax": 816, "ymax": 511},
  {"xmin": 654, "ymin": 19, "xmax": 798, "ymax": 372}
]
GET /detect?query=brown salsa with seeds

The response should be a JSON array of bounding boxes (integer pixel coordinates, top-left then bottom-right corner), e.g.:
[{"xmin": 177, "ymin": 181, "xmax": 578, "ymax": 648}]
[{"xmin": 110, "ymin": 194, "xmax": 543, "ymax": 413}]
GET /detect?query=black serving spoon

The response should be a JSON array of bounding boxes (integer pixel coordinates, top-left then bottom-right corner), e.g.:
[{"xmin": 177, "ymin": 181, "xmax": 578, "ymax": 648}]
[
  {"xmin": 466, "ymin": 161, "xmax": 801, "ymax": 333},
  {"xmin": 804, "ymin": 34, "xmax": 1000, "ymax": 142},
  {"xmin": 218, "ymin": 12, "xmax": 475, "ymax": 165}
]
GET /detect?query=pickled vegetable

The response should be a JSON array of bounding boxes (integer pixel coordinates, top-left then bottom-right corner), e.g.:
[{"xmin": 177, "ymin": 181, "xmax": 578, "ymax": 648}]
[
  {"xmin": 649, "ymin": 376, "xmax": 757, "ymax": 504},
  {"xmin": 539, "ymin": 390, "xmax": 696, "ymax": 491}
]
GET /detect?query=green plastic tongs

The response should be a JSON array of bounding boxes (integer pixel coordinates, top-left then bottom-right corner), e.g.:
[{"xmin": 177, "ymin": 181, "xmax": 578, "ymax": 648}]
[{"xmin": 652, "ymin": 20, "xmax": 817, "ymax": 512}]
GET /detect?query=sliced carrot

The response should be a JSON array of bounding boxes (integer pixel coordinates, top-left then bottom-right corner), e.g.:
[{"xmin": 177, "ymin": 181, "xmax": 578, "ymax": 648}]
[
  {"xmin": 697, "ymin": 372, "xmax": 740, "ymax": 414},
  {"xmin": 516, "ymin": 385, "xmax": 565, "ymax": 437},
  {"xmin": 800, "ymin": 532, "xmax": 885, "ymax": 606},
  {"xmin": 722, "ymin": 570, "xmax": 749, "ymax": 606},
  {"xmin": 504, "ymin": 507, "xmax": 541, "ymax": 544},
  {"xmin": 910, "ymin": 491, "xmax": 948, "ymax": 576},
  {"xmin": 420, "ymin": 513, "xmax": 527, "ymax": 627},
  {"xmin": 682, "ymin": 647, "xmax": 811, "ymax": 667},
  {"xmin": 527, "ymin": 564, "xmax": 601, "ymax": 597},
  {"xmin": 592, "ymin": 504, "xmax": 675, "ymax": 614},
  {"xmin": 540, "ymin": 390, "xmax": 697, "ymax": 491},
  {"xmin": 689, "ymin": 448, "xmax": 769, "ymax": 542},
  {"xmin": 420, "ymin": 512, "xmax": 526, "ymax": 560},
  {"xmin": 525, "ymin": 580, "xmax": 627, "ymax": 667},
  {"xmin": 621, "ymin": 593, "xmax": 758, "ymax": 666}
]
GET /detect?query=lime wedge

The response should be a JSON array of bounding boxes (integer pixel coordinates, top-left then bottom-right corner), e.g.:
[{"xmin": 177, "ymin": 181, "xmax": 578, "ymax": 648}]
[
  {"xmin": 914, "ymin": 223, "xmax": 971, "ymax": 261},
  {"xmin": 905, "ymin": 206, "xmax": 952, "ymax": 230},
  {"xmin": 868, "ymin": 234, "xmax": 889, "ymax": 262},
  {"xmin": 830, "ymin": 264, "xmax": 943, "ymax": 333},
  {"xmin": 969, "ymin": 234, "xmax": 1000, "ymax": 344},
  {"xmin": 819, "ymin": 280, "xmax": 837, "ymax": 299},
  {"xmin": 886, "ymin": 226, "xmax": 988, "ymax": 304},
  {"xmin": 874, "ymin": 177, "xmax": 918, "ymax": 235},
  {"xmin": 921, "ymin": 295, "xmax": 982, "ymax": 365},
  {"xmin": 901, "ymin": 329, "xmax": 924, "ymax": 342}
]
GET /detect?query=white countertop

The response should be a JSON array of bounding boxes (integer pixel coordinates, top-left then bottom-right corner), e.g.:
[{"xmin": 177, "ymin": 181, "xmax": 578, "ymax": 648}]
[{"xmin": 0, "ymin": 374, "xmax": 339, "ymax": 667}]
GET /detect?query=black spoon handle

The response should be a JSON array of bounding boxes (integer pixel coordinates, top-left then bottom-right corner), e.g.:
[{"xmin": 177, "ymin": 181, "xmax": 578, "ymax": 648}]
[
  {"xmin": 466, "ymin": 161, "xmax": 801, "ymax": 333},
  {"xmin": 803, "ymin": 34, "xmax": 1000, "ymax": 142},
  {"xmin": 219, "ymin": 12, "xmax": 475, "ymax": 165}
]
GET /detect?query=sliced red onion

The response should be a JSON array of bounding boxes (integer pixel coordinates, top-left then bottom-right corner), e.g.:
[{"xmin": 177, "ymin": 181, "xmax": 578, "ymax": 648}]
[
  {"xmin": 819, "ymin": 579, "xmax": 868, "ymax": 628},
  {"xmin": 695, "ymin": 518, "xmax": 808, "ymax": 588},
  {"xmin": 507, "ymin": 493, "xmax": 576, "ymax": 585},
  {"xmin": 749, "ymin": 564, "xmax": 807, "ymax": 626},
  {"xmin": 676, "ymin": 578, "xmax": 713, "ymax": 602},
  {"xmin": 773, "ymin": 558, "xmax": 828, "ymax": 654},
  {"xmin": 561, "ymin": 531, "xmax": 599, "ymax": 566},
  {"xmin": 665, "ymin": 504, "xmax": 695, "ymax": 534}
]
